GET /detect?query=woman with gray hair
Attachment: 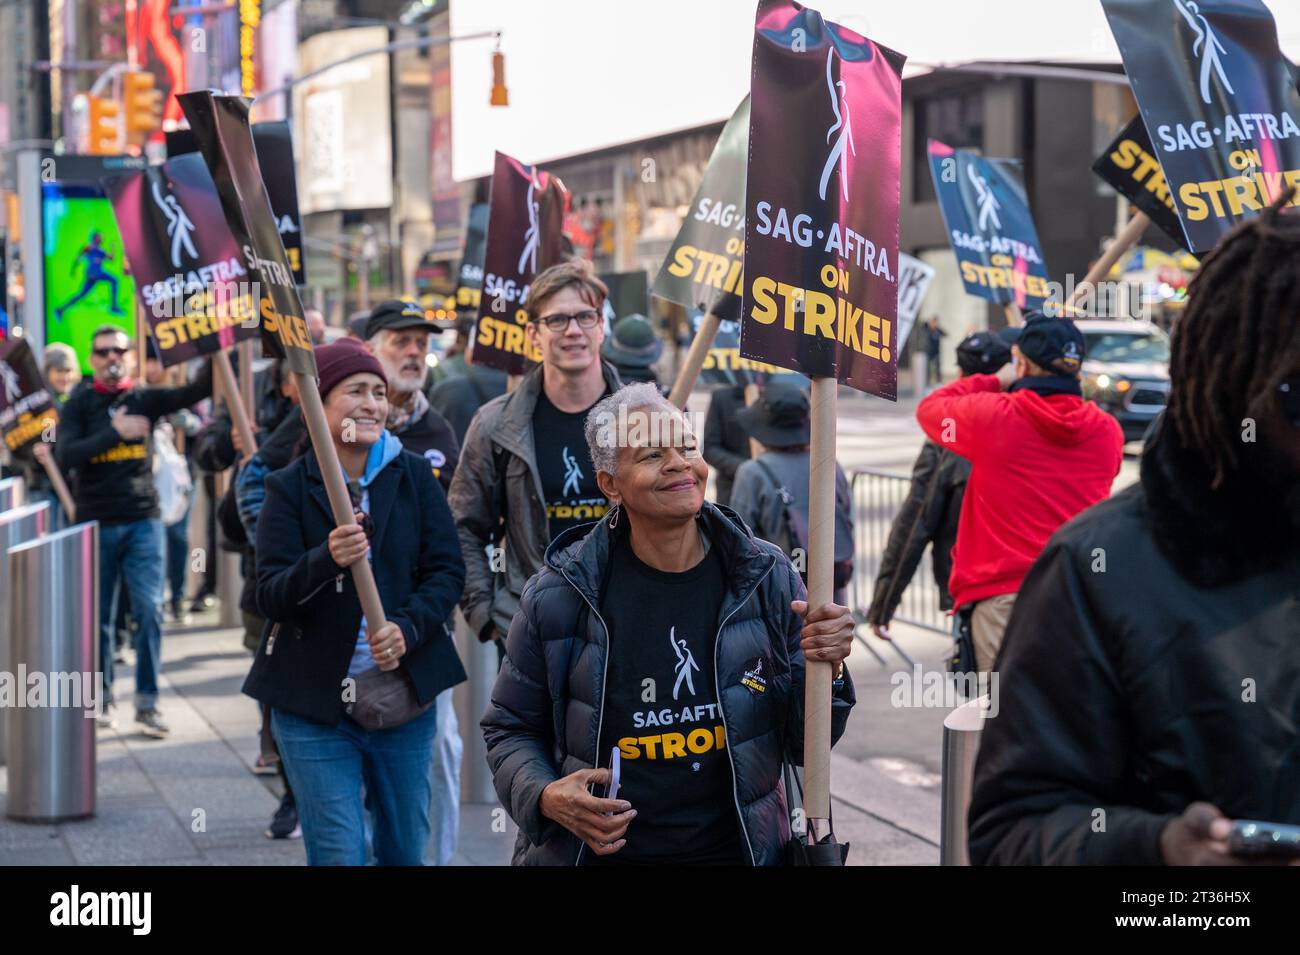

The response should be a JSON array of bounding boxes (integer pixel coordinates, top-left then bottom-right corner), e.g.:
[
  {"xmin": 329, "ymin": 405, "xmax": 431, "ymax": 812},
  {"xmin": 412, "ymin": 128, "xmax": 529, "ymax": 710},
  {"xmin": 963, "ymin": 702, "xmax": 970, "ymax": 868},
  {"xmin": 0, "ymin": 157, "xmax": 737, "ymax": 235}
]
[{"xmin": 482, "ymin": 382, "xmax": 857, "ymax": 865}]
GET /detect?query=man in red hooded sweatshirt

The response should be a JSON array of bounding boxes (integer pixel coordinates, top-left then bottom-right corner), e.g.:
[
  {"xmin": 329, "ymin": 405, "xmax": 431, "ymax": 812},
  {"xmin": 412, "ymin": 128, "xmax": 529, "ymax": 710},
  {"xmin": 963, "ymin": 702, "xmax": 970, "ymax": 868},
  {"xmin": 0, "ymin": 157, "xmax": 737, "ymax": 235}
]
[{"xmin": 917, "ymin": 311, "xmax": 1122, "ymax": 673}]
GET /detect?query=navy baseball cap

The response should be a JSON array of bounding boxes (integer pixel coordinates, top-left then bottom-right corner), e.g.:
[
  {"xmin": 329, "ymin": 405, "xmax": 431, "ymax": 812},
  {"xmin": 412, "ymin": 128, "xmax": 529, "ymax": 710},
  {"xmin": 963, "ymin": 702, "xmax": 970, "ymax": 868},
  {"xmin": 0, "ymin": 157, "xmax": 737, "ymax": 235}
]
[
  {"xmin": 955, "ymin": 331, "xmax": 1012, "ymax": 376},
  {"xmin": 364, "ymin": 299, "xmax": 431, "ymax": 340},
  {"xmin": 1015, "ymin": 311, "xmax": 1085, "ymax": 376}
]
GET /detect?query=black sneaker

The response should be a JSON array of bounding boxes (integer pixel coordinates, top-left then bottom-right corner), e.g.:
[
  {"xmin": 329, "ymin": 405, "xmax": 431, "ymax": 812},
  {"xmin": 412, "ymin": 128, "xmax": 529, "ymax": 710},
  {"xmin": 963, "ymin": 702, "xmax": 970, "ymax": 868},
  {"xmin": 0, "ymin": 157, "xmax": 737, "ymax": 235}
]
[
  {"xmin": 266, "ymin": 793, "xmax": 301, "ymax": 840},
  {"xmin": 135, "ymin": 708, "xmax": 170, "ymax": 739},
  {"xmin": 189, "ymin": 593, "xmax": 217, "ymax": 613}
]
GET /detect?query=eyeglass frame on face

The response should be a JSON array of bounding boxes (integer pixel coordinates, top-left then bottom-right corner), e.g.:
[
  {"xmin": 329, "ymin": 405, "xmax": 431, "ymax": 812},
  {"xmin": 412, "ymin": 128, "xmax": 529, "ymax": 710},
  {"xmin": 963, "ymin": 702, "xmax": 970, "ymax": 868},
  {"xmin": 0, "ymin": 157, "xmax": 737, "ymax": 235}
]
[
  {"xmin": 93, "ymin": 346, "xmax": 128, "ymax": 358},
  {"xmin": 531, "ymin": 309, "xmax": 602, "ymax": 333}
]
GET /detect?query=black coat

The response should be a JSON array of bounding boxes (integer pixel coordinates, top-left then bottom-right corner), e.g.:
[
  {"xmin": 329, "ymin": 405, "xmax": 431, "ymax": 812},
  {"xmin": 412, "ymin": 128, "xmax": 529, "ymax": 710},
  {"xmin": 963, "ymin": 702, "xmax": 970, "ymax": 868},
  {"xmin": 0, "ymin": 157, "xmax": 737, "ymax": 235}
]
[
  {"xmin": 481, "ymin": 502, "xmax": 856, "ymax": 866},
  {"xmin": 865, "ymin": 440, "xmax": 966, "ymax": 624},
  {"xmin": 243, "ymin": 447, "xmax": 467, "ymax": 726},
  {"xmin": 702, "ymin": 386, "xmax": 750, "ymax": 507},
  {"xmin": 968, "ymin": 418, "xmax": 1300, "ymax": 864}
]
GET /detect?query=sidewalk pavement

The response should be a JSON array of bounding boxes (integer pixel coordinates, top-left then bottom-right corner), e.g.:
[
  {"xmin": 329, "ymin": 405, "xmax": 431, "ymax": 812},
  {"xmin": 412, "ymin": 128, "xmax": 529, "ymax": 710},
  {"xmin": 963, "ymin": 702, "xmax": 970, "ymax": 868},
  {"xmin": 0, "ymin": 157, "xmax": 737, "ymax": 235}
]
[{"xmin": 0, "ymin": 611, "xmax": 942, "ymax": 866}]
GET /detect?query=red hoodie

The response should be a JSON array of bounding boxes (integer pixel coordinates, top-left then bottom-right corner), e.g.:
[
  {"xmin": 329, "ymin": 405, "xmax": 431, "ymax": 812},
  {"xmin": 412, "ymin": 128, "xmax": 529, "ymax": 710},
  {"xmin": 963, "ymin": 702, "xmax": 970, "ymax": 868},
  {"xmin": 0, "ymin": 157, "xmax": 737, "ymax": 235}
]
[{"xmin": 917, "ymin": 374, "xmax": 1123, "ymax": 608}]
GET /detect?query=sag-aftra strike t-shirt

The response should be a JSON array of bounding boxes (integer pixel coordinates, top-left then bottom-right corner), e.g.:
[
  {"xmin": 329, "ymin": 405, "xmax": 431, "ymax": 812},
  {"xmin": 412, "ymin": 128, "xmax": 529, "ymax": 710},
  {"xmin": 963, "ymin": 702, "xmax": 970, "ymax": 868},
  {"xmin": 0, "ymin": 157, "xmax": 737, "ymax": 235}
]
[
  {"xmin": 585, "ymin": 532, "xmax": 744, "ymax": 865},
  {"xmin": 532, "ymin": 390, "xmax": 608, "ymax": 541}
]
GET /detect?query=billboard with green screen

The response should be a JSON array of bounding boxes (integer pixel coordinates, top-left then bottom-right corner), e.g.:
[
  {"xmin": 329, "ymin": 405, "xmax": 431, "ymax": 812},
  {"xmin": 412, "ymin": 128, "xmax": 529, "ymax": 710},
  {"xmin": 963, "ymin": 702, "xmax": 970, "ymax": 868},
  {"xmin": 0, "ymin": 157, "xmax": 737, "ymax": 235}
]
[{"xmin": 43, "ymin": 183, "xmax": 135, "ymax": 373}]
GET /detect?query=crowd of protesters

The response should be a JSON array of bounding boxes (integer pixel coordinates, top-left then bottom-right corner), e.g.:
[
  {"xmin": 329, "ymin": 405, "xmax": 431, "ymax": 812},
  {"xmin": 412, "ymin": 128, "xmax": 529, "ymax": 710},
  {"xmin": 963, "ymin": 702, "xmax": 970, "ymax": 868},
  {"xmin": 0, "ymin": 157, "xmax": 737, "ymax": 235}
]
[{"xmin": 6, "ymin": 199, "xmax": 1298, "ymax": 867}]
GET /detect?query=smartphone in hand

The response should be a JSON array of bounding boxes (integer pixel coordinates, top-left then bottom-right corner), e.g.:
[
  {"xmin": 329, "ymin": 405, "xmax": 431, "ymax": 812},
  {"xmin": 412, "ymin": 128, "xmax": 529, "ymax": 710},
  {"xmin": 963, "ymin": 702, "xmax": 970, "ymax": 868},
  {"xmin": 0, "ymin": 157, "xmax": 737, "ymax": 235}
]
[
  {"xmin": 1228, "ymin": 820, "xmax": 1300, "ymax": 858},
  {"xmin": 602, "ymin": 747, "xmax": 621, "ymax": 807}
]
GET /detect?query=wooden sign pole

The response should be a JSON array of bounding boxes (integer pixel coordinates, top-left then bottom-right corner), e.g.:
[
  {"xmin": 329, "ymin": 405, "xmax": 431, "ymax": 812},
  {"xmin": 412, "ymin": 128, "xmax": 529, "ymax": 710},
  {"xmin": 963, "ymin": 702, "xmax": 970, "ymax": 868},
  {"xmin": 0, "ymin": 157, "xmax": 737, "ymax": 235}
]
[
  {"xmin": 39, "ymin": 454, "xmax": 76, "ymax": 523},
  {"xmin": 743, "ymin": 382, "xmax": 763, "ymax": 459},
  {"xmin": 1003, "ymin": 302, "xmax": 1023, "ymax": 327},
  {"xmin": 667, "ymin": 311, "xmax": 720, "ymax": 409},
  {"xmin": 803, "ymin": 375, "xmax": 837, "ymax": 826},
  {"xmin": 1068, "ymin": 211, "xmax": 1151, "ymax": 312},
  {"xmin": 213, "ymin": 351, "xmax": 257, "ymax": 464},
  {"xmin": 294, "ymin": 370, "xmax": 395, "ymax": 670}
]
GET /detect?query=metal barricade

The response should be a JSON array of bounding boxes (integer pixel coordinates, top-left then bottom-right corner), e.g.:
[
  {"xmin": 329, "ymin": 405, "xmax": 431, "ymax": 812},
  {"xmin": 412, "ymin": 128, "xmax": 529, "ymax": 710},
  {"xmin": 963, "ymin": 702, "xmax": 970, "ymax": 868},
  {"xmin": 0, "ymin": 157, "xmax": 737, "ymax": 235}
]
[
  {"xmin": 0, "ymin": 476, "xmax": 25, "ymax": 513},
  {"xmin": 940, "ymin": 694, "xmax": 991, "ymax": 866},
  {"xmin": 6, "ymin": 522, "xmax": 99, "ymax": 822},
  {"xmin": 850, "ymin": 468, "xmax": 948, "ymax": 634},
  {"xmin": 0, "ymin": 502, "xmax": 52, "ymax": 766}
]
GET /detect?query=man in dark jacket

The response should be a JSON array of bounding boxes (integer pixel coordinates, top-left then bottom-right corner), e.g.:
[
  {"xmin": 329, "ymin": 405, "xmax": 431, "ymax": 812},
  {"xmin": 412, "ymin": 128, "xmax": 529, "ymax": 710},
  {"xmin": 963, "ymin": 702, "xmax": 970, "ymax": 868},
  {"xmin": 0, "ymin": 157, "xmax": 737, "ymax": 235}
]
[
  {"xmin": 448, "ymin": 260, "xmax": 621, "ymax": 649},
  {"xmin": 57, "ymin": 325, "xmax": 212, "ymax": 736},
  {"xmin": 428, "ymin": 337, "xmax": 508, "ymax": 447},
  {"xmin": 866, "ymin": 329, "xmax": 1015, "ymax": 636},
  {"xmin": 363, "ymin": 299, "xmax": 460, "ymax": 489},
  {"xmin": 968, "ymin": 201, "xmax": 1300, "ymax": 865},
  {"xmin": 702, "ymin": 383, "xmax": 750, "ymax": 507}
]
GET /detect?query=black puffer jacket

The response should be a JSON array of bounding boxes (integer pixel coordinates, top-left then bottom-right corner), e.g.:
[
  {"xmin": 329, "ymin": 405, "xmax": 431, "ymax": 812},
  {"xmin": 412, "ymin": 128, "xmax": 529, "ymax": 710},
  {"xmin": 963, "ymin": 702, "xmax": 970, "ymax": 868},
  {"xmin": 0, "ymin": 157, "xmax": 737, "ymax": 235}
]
[
  {"xmin": 865, "ymin": 439, "xmax": 967, "ymax": 624},
  {"xmin": 968, "ymin": 417, "xmax": 1300, "ymax": 864},
  {"xmin": 482, "ymin": 502, "xmax": 856, "ymax": 865}
]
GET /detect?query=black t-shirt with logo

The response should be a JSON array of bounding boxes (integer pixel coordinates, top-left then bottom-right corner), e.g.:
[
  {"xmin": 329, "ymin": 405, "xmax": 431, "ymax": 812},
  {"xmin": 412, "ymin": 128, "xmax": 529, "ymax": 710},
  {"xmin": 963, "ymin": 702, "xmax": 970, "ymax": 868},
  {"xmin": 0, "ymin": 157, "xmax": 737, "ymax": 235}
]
[
  {"xmin": 585, "ymin": 531, "xmax": 744, "ymax": 865},
  {"xmin": 532, "ymin": 389, "xmax": 608, "ymax": 541}
]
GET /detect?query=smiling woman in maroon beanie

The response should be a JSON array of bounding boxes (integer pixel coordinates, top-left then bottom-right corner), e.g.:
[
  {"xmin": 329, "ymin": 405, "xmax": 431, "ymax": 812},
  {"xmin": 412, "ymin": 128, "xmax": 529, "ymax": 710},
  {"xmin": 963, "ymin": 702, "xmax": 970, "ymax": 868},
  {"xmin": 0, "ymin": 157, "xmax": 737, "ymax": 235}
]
[{"xmin": 243, "ymin": 339, "xmax": 466, "ymax": 866}]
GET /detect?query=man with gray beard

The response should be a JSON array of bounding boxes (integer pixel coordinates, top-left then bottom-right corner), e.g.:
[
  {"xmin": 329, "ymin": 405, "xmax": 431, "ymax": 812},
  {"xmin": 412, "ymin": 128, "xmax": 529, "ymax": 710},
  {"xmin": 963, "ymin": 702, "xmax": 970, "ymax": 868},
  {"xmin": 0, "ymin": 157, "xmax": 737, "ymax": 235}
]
[{"xmin": 363, "ymin": 299, "xmax": 460, "ymax": 491}]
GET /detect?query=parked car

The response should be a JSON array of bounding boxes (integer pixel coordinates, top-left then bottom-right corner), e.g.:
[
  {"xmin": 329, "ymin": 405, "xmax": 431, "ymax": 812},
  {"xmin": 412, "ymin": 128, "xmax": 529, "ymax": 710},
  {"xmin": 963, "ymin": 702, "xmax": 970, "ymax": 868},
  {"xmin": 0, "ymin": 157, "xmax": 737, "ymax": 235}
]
[{"xmin": 1076, "ymin": 319, "xmax": 1170, "ymax": 443}]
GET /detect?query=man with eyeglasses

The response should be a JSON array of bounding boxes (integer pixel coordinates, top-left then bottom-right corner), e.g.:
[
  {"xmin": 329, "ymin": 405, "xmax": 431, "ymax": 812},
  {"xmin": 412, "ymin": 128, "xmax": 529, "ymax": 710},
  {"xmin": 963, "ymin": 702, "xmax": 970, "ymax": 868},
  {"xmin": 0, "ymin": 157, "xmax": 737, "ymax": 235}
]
[
  {"xmin": 449, "ymin": 260, "xmax": 623, "ymax": 656},
  {"xmin": 57, "ymin": 325, "xmax": 212, "ymax": 736}
]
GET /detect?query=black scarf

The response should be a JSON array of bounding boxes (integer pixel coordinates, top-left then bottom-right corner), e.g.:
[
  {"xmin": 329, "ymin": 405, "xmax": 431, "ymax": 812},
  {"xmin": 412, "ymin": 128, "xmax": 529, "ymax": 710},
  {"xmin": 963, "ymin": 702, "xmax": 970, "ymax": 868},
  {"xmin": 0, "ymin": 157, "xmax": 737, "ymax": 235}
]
[{"xmin": 1008, "ymin": 375, "xmax": 1082, "ymax": 398}]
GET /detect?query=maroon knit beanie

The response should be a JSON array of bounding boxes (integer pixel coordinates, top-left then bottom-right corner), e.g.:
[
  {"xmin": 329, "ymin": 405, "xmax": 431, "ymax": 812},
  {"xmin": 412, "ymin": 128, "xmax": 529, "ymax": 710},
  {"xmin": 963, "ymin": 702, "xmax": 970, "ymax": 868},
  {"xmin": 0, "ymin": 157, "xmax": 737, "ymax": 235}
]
[{"xmin": 315, "ymin": 339, "xmax": 387, "ymax": 400}]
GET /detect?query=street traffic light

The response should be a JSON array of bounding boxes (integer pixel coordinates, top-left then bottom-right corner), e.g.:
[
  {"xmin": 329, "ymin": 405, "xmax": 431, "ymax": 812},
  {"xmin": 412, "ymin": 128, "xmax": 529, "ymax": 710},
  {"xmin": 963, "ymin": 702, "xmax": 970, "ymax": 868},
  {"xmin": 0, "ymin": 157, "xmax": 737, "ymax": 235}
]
[
  {"xmin": 490, "ymin": 51, "xmax": 509, "ymax": 107},
  {"xmin": 123, "ymin": 71, "xmax": 164, "ymax": 134},
  {"xmin": 87, "ymin": 95, "xmax": 121, "ymax": 154}
]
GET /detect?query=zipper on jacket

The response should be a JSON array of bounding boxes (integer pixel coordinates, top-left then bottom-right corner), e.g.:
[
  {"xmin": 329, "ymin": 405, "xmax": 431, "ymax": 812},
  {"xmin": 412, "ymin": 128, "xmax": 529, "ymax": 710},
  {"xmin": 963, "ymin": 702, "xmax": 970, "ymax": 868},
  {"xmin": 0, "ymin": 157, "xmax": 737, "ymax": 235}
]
[
  {"xmin": 714, "ymin": 557, "xmax": 776, "ymax": 867},
  {"xmin": 335, "ymin": 573, "xmax": 344, "ymax": 593},
  {"xmin": 296, "ymin": 573, "xmax": 338, "ymax": 606},
  {"xmin": 559, "ymin": 565, "xmax": 611, "ymax": 868},
  {"xmin": 265, "ymin": 622, "xmax": 280, "ymax": 656}
]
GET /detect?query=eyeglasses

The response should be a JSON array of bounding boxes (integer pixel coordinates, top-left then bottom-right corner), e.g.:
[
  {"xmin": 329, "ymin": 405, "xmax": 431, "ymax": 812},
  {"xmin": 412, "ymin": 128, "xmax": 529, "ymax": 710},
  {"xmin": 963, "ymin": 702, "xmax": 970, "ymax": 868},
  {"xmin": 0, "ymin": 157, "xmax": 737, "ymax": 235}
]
[
  {"xmin": 93, "ymin": 346, "xmax": 128, "ymax": 358},
  {"xmin": 533, "ymin": 309, "xmax": 601, "ymax": 332}
]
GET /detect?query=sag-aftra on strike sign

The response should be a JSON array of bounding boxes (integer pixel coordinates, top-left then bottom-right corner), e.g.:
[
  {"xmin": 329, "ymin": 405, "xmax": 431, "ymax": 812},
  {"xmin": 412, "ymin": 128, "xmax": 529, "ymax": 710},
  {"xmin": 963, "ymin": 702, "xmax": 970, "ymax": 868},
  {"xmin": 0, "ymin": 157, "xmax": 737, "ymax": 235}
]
[
  {"xmin": 740, "ymin": 0, "xmax": 906, "ymax": 400},
  {"xmin": 1102, "ymin": 0, "xmax": 1300, "ymax": 252}
]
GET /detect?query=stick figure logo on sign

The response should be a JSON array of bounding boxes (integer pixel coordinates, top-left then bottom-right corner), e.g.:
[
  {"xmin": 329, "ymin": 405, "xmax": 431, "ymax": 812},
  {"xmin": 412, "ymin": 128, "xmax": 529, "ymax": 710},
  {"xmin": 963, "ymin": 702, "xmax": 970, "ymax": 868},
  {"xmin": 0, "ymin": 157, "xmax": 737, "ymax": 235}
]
[
  {"xmin": 1173, "ymin": 0, "xmax": 1234, "ymax": 106},
  {"xmin": 818, "ymin": 48, "xmax": 856, "ymax": 203}
]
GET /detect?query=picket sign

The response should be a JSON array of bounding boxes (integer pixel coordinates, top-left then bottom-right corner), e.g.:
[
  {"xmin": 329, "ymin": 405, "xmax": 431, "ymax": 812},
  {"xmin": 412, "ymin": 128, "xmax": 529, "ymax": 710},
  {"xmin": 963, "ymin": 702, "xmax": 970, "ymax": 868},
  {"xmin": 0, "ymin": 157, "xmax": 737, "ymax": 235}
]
[
  {"xmin": 1068, "ymin": 211, "xmax": 1152, "ymax": 310},
  {"xmin": 667, "ymin": 311, "xmax": 720, "ymax": 409}
]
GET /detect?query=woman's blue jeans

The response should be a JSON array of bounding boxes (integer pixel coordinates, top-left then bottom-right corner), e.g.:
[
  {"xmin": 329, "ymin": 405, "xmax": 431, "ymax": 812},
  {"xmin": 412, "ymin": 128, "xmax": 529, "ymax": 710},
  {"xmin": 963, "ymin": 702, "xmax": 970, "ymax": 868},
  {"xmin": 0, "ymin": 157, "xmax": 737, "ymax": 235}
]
[{"xmin": 271, "ymin": 704, "xmax": 437, "ymax": 866}]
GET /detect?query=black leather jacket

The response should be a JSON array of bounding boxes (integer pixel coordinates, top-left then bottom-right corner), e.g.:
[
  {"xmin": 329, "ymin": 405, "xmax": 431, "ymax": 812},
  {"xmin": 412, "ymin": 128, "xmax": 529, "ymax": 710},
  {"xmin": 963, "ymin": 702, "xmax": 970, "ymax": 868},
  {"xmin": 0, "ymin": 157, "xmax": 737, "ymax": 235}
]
[
  {"xmin": 969, "ymin": 417, "xmax": 1300, "ymax": 864},
  {"xmin": 482, "ymin": 502, "xmax": 856, "ymax": 865}
]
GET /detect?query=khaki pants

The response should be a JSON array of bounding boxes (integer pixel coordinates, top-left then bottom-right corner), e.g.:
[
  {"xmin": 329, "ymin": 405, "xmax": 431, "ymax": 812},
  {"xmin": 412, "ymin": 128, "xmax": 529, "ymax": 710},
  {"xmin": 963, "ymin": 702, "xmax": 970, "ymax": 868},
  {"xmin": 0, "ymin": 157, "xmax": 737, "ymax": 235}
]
[{"xmin": 972, "ymin": 593, "xmax": 1017, "ymax": 674}]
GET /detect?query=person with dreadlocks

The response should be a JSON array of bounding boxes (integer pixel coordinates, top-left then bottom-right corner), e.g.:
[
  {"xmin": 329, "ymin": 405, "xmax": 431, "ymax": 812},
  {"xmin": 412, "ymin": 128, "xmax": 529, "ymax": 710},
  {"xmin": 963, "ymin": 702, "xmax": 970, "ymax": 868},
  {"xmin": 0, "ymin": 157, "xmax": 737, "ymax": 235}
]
[{"xmin": 968, "ymin": 193, "xmax": 1300, "ymax": 866}]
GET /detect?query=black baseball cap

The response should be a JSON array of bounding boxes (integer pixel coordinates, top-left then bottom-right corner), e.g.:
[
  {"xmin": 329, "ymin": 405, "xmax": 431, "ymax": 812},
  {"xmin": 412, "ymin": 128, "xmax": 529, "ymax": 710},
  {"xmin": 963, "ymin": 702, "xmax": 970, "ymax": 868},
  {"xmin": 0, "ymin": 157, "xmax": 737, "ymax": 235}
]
[
  {"xmin": 955, "ymin": 331, "xmax": 1012, "ymax": 376},
  {"xmin": 363, "ymin": 299, "xmax": 431, "ymax": 340},
  {"xmin": 1015, "ymin": 311, "xmax": 1086, "ymax": 376}
]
